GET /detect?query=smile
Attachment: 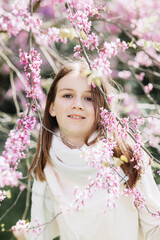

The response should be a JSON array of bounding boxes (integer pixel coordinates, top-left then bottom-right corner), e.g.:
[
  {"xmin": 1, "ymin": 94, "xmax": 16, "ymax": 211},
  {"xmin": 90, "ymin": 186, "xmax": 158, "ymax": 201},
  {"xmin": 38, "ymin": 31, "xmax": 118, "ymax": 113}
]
[{"xmin": 68, "ymin": 115, "xmax": 85, "ymax": 119}]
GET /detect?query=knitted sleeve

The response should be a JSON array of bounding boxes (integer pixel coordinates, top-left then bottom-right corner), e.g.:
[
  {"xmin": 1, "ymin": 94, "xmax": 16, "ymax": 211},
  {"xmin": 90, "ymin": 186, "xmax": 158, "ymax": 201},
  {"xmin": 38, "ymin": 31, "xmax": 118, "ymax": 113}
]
[{"xmin": 138, "ymin": 166, "xmax": 160, "ymax": 240}]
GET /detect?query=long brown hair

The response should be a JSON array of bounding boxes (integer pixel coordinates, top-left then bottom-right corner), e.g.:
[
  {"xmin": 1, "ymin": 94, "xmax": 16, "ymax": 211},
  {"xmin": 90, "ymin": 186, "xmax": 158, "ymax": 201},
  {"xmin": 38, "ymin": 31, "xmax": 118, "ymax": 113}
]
[{"xmin": 29, "ymin": 61, "xmax": 141, "ymax": 188}]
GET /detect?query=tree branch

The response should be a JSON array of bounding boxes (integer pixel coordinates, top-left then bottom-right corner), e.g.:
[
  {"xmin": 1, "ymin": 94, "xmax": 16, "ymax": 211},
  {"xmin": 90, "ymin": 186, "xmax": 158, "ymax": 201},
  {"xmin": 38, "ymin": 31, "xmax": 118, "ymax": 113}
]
[{"xmin": 9, "ymin": 69, "xmax": 20, "ymax": 116}]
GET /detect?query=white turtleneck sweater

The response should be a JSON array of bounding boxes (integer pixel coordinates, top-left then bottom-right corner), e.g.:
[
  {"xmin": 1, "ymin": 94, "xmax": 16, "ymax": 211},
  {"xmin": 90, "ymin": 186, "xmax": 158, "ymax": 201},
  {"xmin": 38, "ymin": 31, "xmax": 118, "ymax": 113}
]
[{"xmin": 16, "ymin": 134, "xmax": 160, "ymax": 240}]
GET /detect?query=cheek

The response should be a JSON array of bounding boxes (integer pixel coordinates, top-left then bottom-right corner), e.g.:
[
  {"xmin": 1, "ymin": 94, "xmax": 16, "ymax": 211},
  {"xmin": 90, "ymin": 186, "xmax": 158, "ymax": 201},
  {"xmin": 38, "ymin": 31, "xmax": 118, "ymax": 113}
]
[
  {"xmin": 54, "ymin": 101, "xmax": 65, "ymax": 113},
  {"xmin": 89, "ymin": 105, "xmax": 95, "ymax": 116}
]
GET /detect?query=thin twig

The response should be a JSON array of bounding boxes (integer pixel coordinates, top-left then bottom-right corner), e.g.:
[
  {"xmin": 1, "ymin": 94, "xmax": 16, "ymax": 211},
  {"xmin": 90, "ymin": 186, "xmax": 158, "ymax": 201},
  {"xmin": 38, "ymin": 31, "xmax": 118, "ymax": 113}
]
[
  {"xmin": 29, "ymin": 0, "xmax": 33, "ymax": 53},
  {"xmin": 153, "ymin": 83, "xmax": 160, "ymax": 90},
  {"xmin": 45, "ymin": 45, "xmax": 66, "ymax": 65},
  {"xmin": 22, "ymin": 154, "xmax": 31, "ymax": 219},
  {"xmin": 40, "ymin": 45, "xmax": 59, "ymax": 73},
  {"xmin": 136, "ymin": 67, "xmax": 160, "ymax": 78},
  {"xmin": 0, "ymin": 51, "xmax": 27, "ymax": 88},
  {"xmin": 0, "ymin": 39, "xmax": 13, "ymax": 55},
  {"xmin": 27, "ymin": 100, "xmax": 43, "ymax": 177},
  {"xmin": 9, "ymin": 69, "xmax": 20, "ymax": 116},
  {"xmin": 141, "ymin": 115, "xmax": 160, "ymax": 120},
  {"xmin": 0, "ymin": 190, "xmax": 24, "ymax": 221}
]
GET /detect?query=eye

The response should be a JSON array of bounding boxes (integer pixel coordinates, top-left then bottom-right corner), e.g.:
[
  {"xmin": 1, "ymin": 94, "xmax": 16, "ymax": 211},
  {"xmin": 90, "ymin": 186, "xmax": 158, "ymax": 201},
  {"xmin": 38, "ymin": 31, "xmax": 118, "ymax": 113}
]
[
  {"xmin": 85, "ymin": 97, "xmax": 92, "ymax": 102},
  {"xmin": 63, "ymin": 94, "xmax": 72, "ymax": 98}
]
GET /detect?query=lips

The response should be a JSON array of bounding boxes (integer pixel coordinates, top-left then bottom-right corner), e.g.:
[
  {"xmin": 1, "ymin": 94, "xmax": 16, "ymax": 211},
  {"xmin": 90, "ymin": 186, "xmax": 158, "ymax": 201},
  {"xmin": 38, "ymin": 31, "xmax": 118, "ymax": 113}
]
[{"xmin": 68, "ymin": 114, "xmax": 85, "ymax": 119}]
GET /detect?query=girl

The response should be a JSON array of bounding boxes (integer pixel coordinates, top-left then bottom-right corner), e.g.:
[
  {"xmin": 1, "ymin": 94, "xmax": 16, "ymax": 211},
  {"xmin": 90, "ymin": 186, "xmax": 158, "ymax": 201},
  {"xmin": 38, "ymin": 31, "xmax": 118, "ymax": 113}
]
[{"xmin": 15, "ymin": 62, "xmax": 160, "ymax": 240}]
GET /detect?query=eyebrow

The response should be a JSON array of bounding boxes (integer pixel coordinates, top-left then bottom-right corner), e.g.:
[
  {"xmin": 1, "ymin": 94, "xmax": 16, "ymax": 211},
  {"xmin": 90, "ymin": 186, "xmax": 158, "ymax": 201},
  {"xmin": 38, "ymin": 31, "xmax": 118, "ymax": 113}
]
[{"xmin": 58, "ymin": 88, "xmax": 91, "ymax": 93}]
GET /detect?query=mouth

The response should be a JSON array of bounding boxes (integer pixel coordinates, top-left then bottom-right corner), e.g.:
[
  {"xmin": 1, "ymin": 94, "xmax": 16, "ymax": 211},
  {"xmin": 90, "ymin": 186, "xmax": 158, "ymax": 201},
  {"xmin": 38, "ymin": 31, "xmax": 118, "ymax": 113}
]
[{"xmin": 68, "ymin": 115, "xmax": 85, "ymax": 119}]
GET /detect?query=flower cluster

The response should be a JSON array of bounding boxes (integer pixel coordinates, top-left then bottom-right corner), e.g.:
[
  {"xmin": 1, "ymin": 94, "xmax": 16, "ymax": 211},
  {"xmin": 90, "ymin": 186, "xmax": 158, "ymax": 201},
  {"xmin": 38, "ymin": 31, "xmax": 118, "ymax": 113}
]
[
  {"xmin": 12, "ymin": 219, "xmax": 30, "ymax": 231},
  {"xmin": 100, "ymin": 41, "xmax": 118, "ymax": 59},
  {"xmin": 11, "ymin": 219, "xmax": 42, "ymax": 239},
  {"xmin": 0, "ymin": 115, "xmax": 35, "ymax": 192},
  {"xmin": 91, "ymin": 57, "xmax": 112, "ymax": 77},
  {"xmin": 71, "ymin": 166, "xmax": 120, "ymax": 211},
  {"xmin": 131, "ymin": 143, "xmax": 144, "ymax": 172},
  {"xmin": 117, "ymin": 117, "xmax": 129, "ymax": 139},
  {"xmin": 73, "ymin": 45, "xmax": 83, "ymax": 58},
  {"xmin": 132, "ymin": 117, "xmax": 144, "ymax": 130},
  {"xmin": 0, "ymin": 190, "xmax": 6, "ymax": 204},
  {"xmin": 12, "ymin": 220, "xmax": 30, "ymax": 238},
  {"xmin": 81, "ymin": 140, "xmax": 120, "ymax": 209},
  {"xmin": 19, "ymin": 48, "xmax": 42, "ymax": 100},
  {"xmin": 68, "ymin": 9, "xmax": 92, "ymax": 34},
  {"xmin": 0, "ymin": 2, "xmax": 42, "ymax": 37},
  {"xmin": 100, "ymin": 108, "xmax": 117, "ymax": 131},
  {"xmin": 100, "ymin": 108, "xmax": 130, "ymax": 140},
  {"xmin": 12, "ymin": 218, "xmax": 42, "ymax": 238},
  {"xmin": 122, "ymin": 187, "xmax": 146, "ymax": 210},
  {"xmin": 81, "ymin": 32, "xmax": 99, "ymax": 51},
  {"xmin": 90, "ymin": 39, "xmax": 128, "ymax": 77},
  {"xmin": 0, "ymin": 155, "xmax": 22, "ymax": 189},
  {"xmin": 3, "ymin": 115, "xmax": 36, "ymax": 169}
]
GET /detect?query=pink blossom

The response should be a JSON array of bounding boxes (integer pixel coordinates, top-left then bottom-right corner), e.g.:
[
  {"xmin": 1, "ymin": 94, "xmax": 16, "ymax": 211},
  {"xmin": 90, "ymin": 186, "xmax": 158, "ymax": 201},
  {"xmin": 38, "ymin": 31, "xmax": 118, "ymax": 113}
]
[
  {"xmin": 0, "ymin": 5, "xmax": 42, "ymax": 37},
  {"xmin": 68, "ymin": 9, "xmax": 92, "ymax": 34},
  {"xmin": 82, "ymin": 32, "xmax": 99, "ymax": 51},
  {"xmin": 135, "ymin": 51, "xmax": 152, "ymax": 67},
  {"xmin": 131, "ymin": 143, "xmax": 145, "ymax": 172},
  {"xmin": 133, "ymin": 117, "xmax": 144, "ymax": 130},
  {"xmin": 122, "ymin": 187, "xmax": 146, "ymax": 210},
  {"xmin": 71, "ymin": 140, "xmax": 120, "ymax": 210},
  {"xmin": 12, "ymin": 219, "xmax": 30, "ymax": 234},
  {"xmin": 91, "ymin": 57, "xmax": 112, "ymax": 76},
  {"xmin": 100, "ymin": 41, "xmax": 118, "ymax": 59},
  {"xmin": 47, "ymin": 27, "xmax": 60, "ymax": 43},
  {"xmin": 118, "ymin": 70, "xmax": 131, "ymax": 79},
  {"xmin": 0, "ymin": 190, "xmax": 6, "ymax": 203},
  {"xmin": 19, "ymin": 48, "xmax": 42, "ymax": 100},
  {"xmin": 118, "ymin": 117, "xmax": 129, "ymax": 139},
  {"xmin": 1, "ymin": 115, "xmax": 35, "ymax": 189},
  {"xmin": 144, "ymin": 83, "xmax": 153, "ymax": 94},
  {"xmin": 137, "ymin": 72, "xmax": 145, "ymax": 81},
  {"xmin": 73, "ymin": 45, "xmax": 83, "ymax": 58},
  {"xmin": 100, "ymin": 108, "xmax": 130, "ymax": 140},
  {"xmin": 128, "ymin": 60, "xmax": 139, "ymax": 68},
  {"xmin": 120, "ymin": 40, "xmax": 129, "ymax": 52},
  {"xmin": 100, "ymin": 108, "xmax": 117, "ymax": 132},
  {"xmin": 19, "ymin": 184, "xmax": 26, "ymax": 191},
  {"xmin": 0, "ymin": 167, "xmax": 23, "ymax": 188},
  {"xmin": 108, "ymin": 95, "xmax": 114, "ymax": 103}
]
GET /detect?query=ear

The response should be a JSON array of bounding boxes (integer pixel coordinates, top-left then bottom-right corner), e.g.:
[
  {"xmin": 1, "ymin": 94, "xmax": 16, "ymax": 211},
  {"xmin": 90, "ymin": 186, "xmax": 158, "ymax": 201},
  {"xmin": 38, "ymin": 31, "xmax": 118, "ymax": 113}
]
[{"xmin": 49, "ymin": 102, "xmax": 56, "ymax": 117}]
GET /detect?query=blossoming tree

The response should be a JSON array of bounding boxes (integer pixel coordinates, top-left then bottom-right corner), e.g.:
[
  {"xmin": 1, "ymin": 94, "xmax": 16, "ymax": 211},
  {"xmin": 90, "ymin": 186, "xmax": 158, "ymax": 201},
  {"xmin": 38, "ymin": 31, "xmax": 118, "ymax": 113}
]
[{"xmin": 0, "ymin": 0, "xmax": 160, "ymax": 238}]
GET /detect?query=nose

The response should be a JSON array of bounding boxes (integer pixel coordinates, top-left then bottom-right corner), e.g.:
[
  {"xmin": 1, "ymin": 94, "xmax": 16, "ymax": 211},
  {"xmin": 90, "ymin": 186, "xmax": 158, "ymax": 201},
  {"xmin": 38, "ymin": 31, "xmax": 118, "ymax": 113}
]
[{"xmin": 71, "ymin": 97, "xmax": 84, "ymax": 110}]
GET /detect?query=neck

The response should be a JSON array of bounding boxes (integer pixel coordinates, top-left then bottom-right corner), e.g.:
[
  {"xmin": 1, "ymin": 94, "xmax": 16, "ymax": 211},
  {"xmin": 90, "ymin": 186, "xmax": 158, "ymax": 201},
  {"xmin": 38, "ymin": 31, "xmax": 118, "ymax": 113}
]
[{"xmin": 61, "ymin": 135, "xmax": 85, "ymax": 149}]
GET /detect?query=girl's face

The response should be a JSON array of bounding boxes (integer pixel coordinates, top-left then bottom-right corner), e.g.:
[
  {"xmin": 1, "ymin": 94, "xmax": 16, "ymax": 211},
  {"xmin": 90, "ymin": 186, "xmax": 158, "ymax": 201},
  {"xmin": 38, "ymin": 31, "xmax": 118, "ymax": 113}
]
[{"xmin": 49, "ymin": 71, "xmax": 95, "ymax": 147}]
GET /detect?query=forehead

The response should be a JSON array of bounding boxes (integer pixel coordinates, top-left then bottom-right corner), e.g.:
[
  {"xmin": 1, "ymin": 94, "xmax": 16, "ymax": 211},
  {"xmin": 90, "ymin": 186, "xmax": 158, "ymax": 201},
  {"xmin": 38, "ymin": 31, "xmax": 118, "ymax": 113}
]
[{"xmin": 56, "ymin": 71, "xmax": 91, "ymax": 92}]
